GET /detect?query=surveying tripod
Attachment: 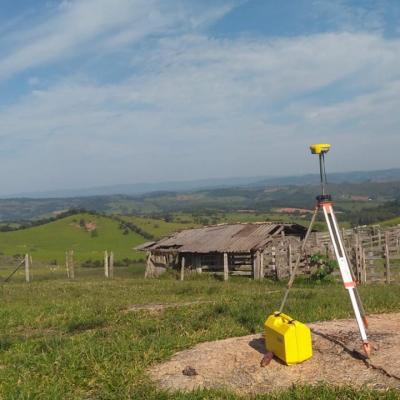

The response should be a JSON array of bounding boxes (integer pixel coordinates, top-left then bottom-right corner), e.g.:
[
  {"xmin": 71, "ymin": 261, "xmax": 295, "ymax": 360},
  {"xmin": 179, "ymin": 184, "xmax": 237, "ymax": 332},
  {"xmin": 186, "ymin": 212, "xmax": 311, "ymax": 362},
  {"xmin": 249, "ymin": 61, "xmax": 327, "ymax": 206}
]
[{"xmin": 279, "ymin": 144, "xmax": 371, "ymax": 357}]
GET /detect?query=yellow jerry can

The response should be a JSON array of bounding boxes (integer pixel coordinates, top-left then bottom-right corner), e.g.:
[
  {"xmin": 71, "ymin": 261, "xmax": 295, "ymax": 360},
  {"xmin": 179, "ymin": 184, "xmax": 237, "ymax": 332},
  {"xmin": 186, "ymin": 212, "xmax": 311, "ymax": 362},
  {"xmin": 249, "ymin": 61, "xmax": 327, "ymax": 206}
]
[{"xmin": 264, "ymin": 312, "xmax": 312, "ymax": 365}]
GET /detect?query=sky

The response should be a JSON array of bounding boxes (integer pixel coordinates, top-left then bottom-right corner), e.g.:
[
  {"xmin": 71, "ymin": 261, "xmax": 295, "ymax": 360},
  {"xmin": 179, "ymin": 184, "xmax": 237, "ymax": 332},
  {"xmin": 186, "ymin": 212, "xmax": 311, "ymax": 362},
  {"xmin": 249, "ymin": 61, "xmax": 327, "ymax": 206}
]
[{"xmin": 0, "ymin": 0, "xmax": 400, "ymax": 195}]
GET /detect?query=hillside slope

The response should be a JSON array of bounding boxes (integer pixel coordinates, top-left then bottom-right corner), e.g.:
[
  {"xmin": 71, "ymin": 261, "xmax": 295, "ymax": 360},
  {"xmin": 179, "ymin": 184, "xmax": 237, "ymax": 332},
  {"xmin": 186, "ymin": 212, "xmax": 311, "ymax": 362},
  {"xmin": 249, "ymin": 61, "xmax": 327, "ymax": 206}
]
[{"xmin": 0, "ymin": 213, "xmax": 146, "ymax": 264}]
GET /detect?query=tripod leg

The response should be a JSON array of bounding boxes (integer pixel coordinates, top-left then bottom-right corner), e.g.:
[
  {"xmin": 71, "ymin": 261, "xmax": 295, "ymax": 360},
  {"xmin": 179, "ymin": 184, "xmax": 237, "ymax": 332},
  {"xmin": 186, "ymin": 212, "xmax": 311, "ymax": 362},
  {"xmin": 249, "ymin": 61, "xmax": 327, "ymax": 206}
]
[
  {"xmin": 279, "ymin": 205, "xmax": 319, "ymax": 312},
  {"xmin": 321, "ymin": 201, "xmax": 371, "ymax": 357},
  {"xmin": 354, "ymin": 286, "xmax": 369, "ymax": 328},
  {"xmin": 342, "ymin": 235, "xmax": 369, "ymax": 328}
]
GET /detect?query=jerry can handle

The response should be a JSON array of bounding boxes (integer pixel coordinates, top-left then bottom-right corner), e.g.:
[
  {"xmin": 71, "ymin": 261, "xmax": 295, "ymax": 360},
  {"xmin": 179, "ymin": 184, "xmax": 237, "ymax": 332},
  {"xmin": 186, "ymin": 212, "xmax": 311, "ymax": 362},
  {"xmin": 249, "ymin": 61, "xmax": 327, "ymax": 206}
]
[{"xmin": 273, "ymin": 312, "xmax": 295, "ymax": 324}]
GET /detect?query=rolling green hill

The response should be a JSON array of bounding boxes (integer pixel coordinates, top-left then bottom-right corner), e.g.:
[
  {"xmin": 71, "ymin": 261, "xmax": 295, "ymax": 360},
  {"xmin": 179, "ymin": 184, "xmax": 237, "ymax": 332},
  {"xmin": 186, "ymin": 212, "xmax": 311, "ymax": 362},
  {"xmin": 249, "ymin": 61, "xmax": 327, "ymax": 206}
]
[
  {"xmin": 119, "ymin": 215, "xmax": 198, "ymax": 240},
  {"xmin": 0, "ymin": 213, "xmax": 146, "ymax": 265},
  {"xmin": 0, "ymin": 212, "xmax": 204, "ymax": 266}
]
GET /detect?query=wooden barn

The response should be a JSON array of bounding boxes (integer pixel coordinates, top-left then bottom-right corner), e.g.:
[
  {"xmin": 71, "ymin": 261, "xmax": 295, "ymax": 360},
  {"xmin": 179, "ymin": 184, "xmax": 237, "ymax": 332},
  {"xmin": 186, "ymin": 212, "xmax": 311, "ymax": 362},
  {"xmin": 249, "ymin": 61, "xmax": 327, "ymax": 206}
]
[{"xmin": 137, "ymin": 222, "xmax": 308, "ymax": 280}]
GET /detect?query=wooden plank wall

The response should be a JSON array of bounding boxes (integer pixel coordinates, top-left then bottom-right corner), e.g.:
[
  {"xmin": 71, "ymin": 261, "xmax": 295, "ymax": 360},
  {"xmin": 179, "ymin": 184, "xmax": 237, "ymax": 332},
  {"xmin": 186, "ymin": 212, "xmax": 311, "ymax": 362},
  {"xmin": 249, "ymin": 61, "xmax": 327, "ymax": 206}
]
[{"xmin": 144, "ymin": 225, "xmax": 400, "ymax": 284}]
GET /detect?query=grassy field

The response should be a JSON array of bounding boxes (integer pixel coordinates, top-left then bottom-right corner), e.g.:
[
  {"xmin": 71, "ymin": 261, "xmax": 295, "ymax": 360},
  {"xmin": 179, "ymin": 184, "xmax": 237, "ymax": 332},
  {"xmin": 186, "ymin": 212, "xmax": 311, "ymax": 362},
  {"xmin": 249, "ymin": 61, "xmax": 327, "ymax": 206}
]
[
  {"xmin": 0, "ymin": 271, "xmax": 399, "ymax": 399},
  {"xmin": 0, "ymin": 211, "xmax": 316, "ymax": 267},
  {"xmin": 0, "ymin": 208, "xmax": 398, "ymax": 269},
  {"xmin": 120, "ymin": 215, "xmax": 199, "ymax": 240},
  {"xmin": 381, "ymin": 216, "xmax": 400, "ymax": 227},
  {"xmin": 0, "ymin": 213, "xmax": 147, "ymax": 264}
]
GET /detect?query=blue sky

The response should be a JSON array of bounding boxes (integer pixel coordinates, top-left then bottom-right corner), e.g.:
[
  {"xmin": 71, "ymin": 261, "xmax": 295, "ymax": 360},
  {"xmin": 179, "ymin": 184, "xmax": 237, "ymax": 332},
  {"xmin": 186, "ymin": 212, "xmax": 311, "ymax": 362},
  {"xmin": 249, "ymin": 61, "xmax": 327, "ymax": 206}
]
[{"xmin": 0, "ymin": 0, "xmax": 400, "ymax": 195}]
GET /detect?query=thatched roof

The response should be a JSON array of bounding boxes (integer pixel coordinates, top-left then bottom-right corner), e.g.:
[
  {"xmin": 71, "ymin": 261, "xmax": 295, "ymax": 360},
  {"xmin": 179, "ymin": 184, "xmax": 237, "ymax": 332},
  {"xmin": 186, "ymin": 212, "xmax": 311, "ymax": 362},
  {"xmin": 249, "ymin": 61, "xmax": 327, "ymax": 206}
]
[{"xmin": 136, "ymin": 222, "xmax": 307, "ymax": 254}]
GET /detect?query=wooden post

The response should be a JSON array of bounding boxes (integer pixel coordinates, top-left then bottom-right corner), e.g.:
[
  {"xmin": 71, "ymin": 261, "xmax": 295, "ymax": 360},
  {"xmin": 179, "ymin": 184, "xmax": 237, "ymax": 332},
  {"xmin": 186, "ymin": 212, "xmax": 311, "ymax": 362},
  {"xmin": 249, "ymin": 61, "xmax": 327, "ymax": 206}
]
[
  {"xmin": 384, "ymin": 233, "xmax": 390, "ymax": 284},
  {"xmin": 180, "ymin": 256, "xmax": 185, "ymax": 281},
  {"xmin": 354, "ymin": 234, "xmax": 360, "ymax": 282},
  {"xmin": 104, "ymin": 250, "xmax": 109, "ymax": 278},
  {"xmin": 252, "ymin": 252, "xmax": 258, "ymax": 280},
  {"xmin": 145, "ymin": 252, "xmax": 155, "ymax": 278},
  {"xmin": 223, "ymin": 252, "xmax": 229, "ymax": 281},
  {"xmin": 24, "ymin": 254, "xmax": 30, "ymax": 283},
  {"xmin": 65, "ymin": 251, "xmax": 70, "ymax": 278},
  {"xmin": 271, "ymin": 246, "xmax": 277, "ymax": 279},
  {"xmin": 362, "ymin": 248, "xmax": 367, "ymax": 284},
  {"xmin": 109, "ymin": 251, "xmax": 114, "ymax": 278},
  {"xmin": 69, "ymin": 250, "xmax": 75, "ymax": 279},
  {"xmin": 195, "ymin": 254, "xmax": 202, "ymax": 274},
  {"xmin": 287, "ymin": 243, "xmax": 292, "ymax": 276},
  {"xmin": 259, "ymin": 251, "xmax": 264, "ymax": 280}
]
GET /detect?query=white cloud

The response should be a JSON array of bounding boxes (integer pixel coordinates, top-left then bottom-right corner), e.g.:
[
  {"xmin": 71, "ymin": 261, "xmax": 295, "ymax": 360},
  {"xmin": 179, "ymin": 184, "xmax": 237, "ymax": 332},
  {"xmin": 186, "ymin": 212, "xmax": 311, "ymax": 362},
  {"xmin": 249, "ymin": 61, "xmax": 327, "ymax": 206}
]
[
  {"xmin": 313, "ymin": 0, "xmax": 386, "ymax": 33},
  {"xmin": 0, "ymin": 0, "xmax": 400, "ymax": 194},
  {"xmin": 1, "ymin": 30, "xmax": 400, "ymax": 194},
  {"xmin": 0, "ymin": 0, "xmax": 234, "ymax": 82}
]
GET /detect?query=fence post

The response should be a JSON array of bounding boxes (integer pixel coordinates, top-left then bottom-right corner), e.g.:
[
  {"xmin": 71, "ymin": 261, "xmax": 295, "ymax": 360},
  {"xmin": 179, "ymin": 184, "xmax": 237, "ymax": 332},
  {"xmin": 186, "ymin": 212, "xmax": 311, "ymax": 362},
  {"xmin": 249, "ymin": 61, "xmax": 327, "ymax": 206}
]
[
  {"xmin": 24, "ymin": 254, "xmax": 30, "ymax": 283},
  {"xmin": 384, "ymin": 233, "xmax": 391, "ymax": 284},
  {"xmin": 69, "ymin": 250, "xmax": 75, "ymax": 279},
  {"xmin": 354, "ymin": 234, "xmax": 359, "ymax": 281},
  {"xmin": 109, "ymin": 251, "xmax": 114, "ymax": 278},
  {"xmin": 104, "ymin": 250, "xmax": 109, "ymax": 278},
  {"xmin": 287, "ymin": 243, "xmax": 292, "ymax": 276},
  {"xmin": 223, "ymin": 252, "xmax": 229, "ymax": 281},
  {"xmin": 362, "ymin": 248, "xmax": 367, "ymax": 284},
  {"xmin": 271, "ymin": 246, "xmax": 277, "ymax": 280},
  {"xmin": 65, "ymin": 251, "xmax": 70, "ymax": 278}
]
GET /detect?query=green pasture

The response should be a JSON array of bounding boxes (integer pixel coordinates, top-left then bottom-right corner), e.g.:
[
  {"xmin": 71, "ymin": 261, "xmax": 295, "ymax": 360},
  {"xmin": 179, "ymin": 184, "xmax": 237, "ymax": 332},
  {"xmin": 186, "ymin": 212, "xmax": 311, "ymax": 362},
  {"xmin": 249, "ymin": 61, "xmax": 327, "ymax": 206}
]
[
  {"xmin": 381, "ymin": 216, "xmax": 400, "ymax": 227},
  {"xmin": 120, "ymin": 215, "xmax": 198, "ymax": 239},
  {"xmin": 0, "ymin": 213, "xmax": 146, "ymax": 264},
  {"xmin": 0, "ymin": 211, "xmax": 317, "ymax": 267},
  {"xmin": 0, "ymin": 271, "xmax": 399, "ymax": 399}
]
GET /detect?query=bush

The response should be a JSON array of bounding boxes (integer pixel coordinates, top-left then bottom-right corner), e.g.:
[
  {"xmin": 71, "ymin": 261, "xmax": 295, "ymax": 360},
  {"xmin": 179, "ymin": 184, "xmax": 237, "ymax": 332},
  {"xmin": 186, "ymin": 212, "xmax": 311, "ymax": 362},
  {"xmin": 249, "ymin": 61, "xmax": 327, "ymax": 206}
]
[
  {"xmin": 309, "ymin": 253, "xmax": 337, "ymax": 282},
  {"xmin": 81, "ymin": 259, "xmax": 102, "ymax": 268}
]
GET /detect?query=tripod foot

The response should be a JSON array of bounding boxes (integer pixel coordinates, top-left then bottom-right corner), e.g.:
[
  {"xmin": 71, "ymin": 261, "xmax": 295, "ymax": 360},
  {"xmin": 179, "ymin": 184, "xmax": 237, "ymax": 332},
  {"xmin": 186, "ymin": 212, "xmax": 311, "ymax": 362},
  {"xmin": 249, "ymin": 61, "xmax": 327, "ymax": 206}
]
[{"xmin": 363, "ymin": 342, "xmax": 371, "ymax": 358}]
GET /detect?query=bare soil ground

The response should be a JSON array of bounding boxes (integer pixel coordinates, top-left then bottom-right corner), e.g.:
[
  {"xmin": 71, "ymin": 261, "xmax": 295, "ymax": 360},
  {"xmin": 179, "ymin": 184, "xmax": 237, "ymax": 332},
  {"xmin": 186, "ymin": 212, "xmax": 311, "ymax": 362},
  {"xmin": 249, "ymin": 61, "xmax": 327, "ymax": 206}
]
[
  {"xmin": 149, "ymin": 313, "xmax": 400, "ymax": 394},
  {"xmin": 125, "ymin": 301, "xmax": 215, "ymax": 313}
]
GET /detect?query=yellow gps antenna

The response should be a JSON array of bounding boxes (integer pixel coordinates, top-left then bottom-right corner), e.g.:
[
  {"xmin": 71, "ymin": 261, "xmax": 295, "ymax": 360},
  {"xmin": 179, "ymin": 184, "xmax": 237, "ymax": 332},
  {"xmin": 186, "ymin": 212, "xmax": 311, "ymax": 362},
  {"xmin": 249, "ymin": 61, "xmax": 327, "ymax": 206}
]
[
  {"xmin": 279, "ymin": 143, "xmax": 371, "ymax": 358},
  {"xmin": 310, "ymin": 143, "xmax": 331, "ymax": 198}
]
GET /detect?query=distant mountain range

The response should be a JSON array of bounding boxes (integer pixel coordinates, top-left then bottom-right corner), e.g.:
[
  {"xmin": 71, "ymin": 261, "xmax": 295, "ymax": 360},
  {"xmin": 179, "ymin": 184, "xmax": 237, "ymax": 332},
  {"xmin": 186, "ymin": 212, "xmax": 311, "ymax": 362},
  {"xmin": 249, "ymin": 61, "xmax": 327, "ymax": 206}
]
[
  {"xmin": 1, "ymin": 174, "xmax": 400, "ymax": 221},
  {"xmin": 5, "ymin": 168, "xmax": 400, "ymax": 199},
  {"xmin": 254, "ymin": 168, "xmax": 400, "ymax": 187}
]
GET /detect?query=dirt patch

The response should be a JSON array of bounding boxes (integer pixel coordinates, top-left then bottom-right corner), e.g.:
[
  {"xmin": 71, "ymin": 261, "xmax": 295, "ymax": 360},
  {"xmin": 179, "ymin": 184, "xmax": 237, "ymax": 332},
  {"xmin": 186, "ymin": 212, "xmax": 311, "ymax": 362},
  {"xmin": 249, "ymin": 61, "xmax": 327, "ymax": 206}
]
[
  {"xmin": 15, "ymin": 326, "xmax": 58, "ymax": 338},
  {"xmin": 125, "ymin": 301, "xmax": 215, "ymax": 313},
  {"xmin": 149, "ymin": 313, "xmax": 400, "ymax": 394},
  {"xmin": 70, "ymin": 221, "xmax": 97, "ymax": 232}
]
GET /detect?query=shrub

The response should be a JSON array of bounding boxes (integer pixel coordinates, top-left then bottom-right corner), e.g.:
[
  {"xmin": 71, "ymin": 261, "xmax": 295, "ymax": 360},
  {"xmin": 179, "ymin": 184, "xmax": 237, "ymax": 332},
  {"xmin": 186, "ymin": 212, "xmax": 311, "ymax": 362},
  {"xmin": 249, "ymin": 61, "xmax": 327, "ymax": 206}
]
[
  {"xmin": 81, "ymin": 259, "xmax": 102, "ymax": 268},
  {"xmin": 309, "ymin": 253, "xmax": 337, "ymax": 282}
]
